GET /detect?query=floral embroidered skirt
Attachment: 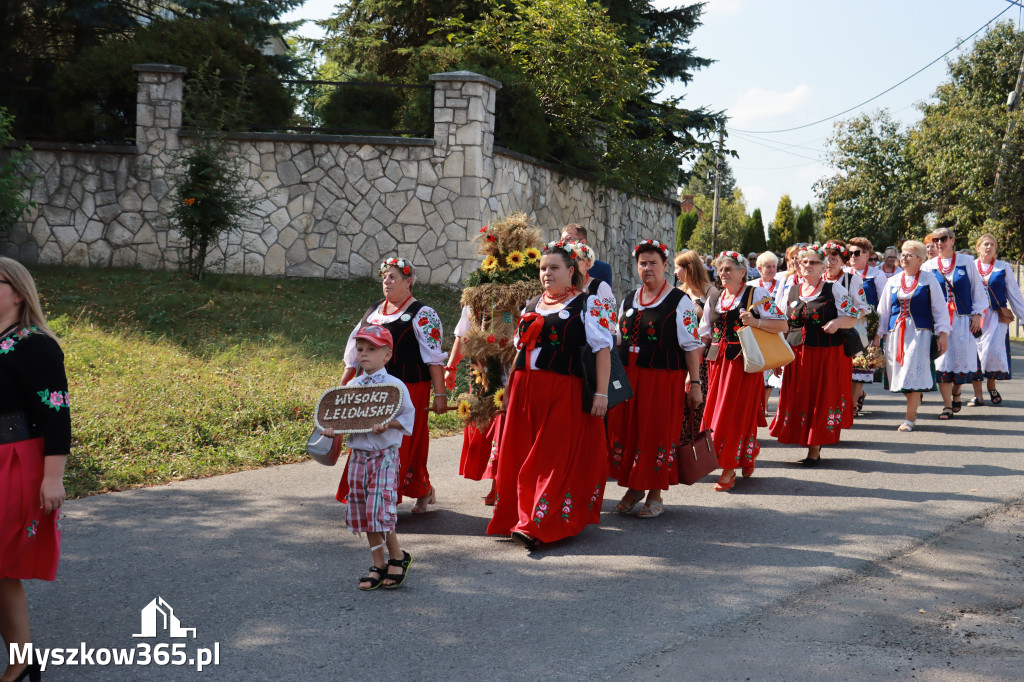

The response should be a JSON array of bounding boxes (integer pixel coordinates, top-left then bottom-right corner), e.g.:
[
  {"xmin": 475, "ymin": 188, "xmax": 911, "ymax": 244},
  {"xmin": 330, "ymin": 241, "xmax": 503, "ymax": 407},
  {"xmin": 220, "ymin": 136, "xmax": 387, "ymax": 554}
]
[
  {"xmin": 336, "ymin": 380, "xmax": 432, "ymax": 504},
  {"xmin": 607, "ymin": 363, "xmax": 688, "ymax": 490},
  {"xmin": 487, "ymin": 369, "xmax": 607, "ymax": 543},
  {"xmin": 977, "ymin": 309, "xmax": 1012, "ymax": 380},
  {"xmin": 0, "ymin": 438, "xmax": 60, "ymax": 581},
  {"xmin": 702, "ymin": 347, "xmax": 767, "ymax": 470},
  {"xmin": 459, "ymin": 415, "xmax": 499, "ymax": 482},
  {"xmin": 770, "ymin": 344, "xmax": 849, "ymax": 447}
]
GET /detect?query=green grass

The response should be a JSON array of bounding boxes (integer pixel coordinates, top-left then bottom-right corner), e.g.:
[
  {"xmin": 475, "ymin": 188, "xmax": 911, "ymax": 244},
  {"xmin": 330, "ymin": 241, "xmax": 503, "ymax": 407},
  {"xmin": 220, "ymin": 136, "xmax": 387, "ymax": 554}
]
[{"xmin": 32, "ymin": 266, "xmax": 467, "ymax": 498}]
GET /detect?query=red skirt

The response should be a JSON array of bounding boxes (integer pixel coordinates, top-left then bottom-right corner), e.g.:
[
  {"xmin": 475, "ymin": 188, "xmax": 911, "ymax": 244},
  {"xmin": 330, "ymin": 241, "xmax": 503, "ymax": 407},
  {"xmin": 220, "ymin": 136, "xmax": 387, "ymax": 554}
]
[
  {"xmin": 336, "ymin": 380, "xmax": 432, "ymax": 504},
  {"xmin": 607, "ymin": 363, "xmax": 687, "ymax": 490},
  {"xmin": 840, "ymin": 353, "xmax": 854, "ymax": 428},
  {"xmin": 770, "ymin": 344, "xmax": 850, "ymax": 447},
  {"xmin": 486, "ymin": 369, "xmax": 607, "ymax": 543},
  {"xmin": 702, "ymin": 347, "xmax": 766, "ymax": 469},
  {"xmin": 458, "ymin": 416, "xmax": 498, "ymax": 481},
  {"xmin": 1, "ymin": 438, "xmax": 60, "ymax": 581}
]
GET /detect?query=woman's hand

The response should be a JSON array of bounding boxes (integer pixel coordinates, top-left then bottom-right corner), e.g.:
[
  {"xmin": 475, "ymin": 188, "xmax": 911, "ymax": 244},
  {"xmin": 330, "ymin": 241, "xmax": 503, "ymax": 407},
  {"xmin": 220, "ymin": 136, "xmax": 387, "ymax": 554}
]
[
  {"xmin": 590, "ymin": 394, "xmax": 608, "ymax": 418},
  {"xmin": 39, "ymin": 476, "xmax": 65, "ymax": 514},
  {"xmin": 937, "ymin": 332, "xmax": 949, "ymax": 356},
  {"xmin": 738, "ymin": 310, "xmax": 756, "ymax": 326},
  {"xmin": 443, "ymin": 366, "xmax": 457, "ymax": 391},
  {"xmin": 687, "ymin": 383, "xmax": 703, "ymax": 408},
  {"xmin": 970, "ymin": 314, "xmax": 982, "ymax": 334},
  {"xmin": 822, "ymin": 319, "xmax": 840, "ymax": 334},
  {"xmin": 432, "ymin": 394, "xmax": 448, "ymax": 414}
]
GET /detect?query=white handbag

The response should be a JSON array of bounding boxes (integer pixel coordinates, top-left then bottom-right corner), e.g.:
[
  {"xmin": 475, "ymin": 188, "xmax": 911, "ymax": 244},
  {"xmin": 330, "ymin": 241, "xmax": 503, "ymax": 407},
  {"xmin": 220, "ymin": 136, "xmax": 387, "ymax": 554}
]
[{"xmin": 736, "ymin": 296, "xmax": 795, "ymax": 373}]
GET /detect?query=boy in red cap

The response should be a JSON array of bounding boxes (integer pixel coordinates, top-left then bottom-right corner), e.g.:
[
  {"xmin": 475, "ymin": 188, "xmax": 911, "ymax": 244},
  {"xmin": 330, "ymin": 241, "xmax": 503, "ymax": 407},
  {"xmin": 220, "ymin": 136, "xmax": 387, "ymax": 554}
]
[{"xmin": 323, "ymin": 325, "xmax": 416, "ymax": 590}]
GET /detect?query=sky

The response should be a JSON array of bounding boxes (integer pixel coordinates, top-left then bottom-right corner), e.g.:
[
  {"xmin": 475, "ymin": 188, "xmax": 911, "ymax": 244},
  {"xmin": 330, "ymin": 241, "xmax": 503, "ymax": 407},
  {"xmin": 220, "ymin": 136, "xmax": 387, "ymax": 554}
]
[{"xmin": 282, "ymin": 0, "xmax": 1023, "ymax": 220}]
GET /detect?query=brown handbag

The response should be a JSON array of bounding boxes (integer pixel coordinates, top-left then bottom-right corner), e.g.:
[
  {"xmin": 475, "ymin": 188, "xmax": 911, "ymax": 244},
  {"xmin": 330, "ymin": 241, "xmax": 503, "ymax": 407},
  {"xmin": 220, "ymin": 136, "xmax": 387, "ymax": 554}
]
[
  {"xmin": 676, "ymin": 411, "xmax": 718, "ymax": 485},
  {"xmin": 985, "ymin": 281, "xmax": 1015, "ymax": 324}
]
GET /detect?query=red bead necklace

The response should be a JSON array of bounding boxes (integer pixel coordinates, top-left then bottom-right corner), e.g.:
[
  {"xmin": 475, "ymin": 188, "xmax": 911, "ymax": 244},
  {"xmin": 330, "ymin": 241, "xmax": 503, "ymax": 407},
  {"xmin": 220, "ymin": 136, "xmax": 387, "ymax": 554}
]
[
  {"xmin": 800, "ymin": 278, "xmax": 824, "ymax": 299},
  {"xmin": 899, "ymin": 271, "xmax": 920, "ymax": 295},
  {"xmin": 719, "ymin": 284, "xmax": 743, "ymax": 310},
  {"xmin": 382, "ymin": 294, "xmax": 413, "ymax": 315},
  {"xmin": 542, "ymin": 288, "xmax": 576, "ymax": 305},
  {"xmin": 760, "ymin": 278, "xmax": 777, "ymax": 294},
  {"xmin": 976, "ymin": 259, "xmax": 995, "ymax": 278},
  {"xmin": 638, "ymin": 280, "xmax": 667, "ymax": 306},
  {"xmin": 937, "ymin": 255, "xmax": 955, "ymax": 276}
]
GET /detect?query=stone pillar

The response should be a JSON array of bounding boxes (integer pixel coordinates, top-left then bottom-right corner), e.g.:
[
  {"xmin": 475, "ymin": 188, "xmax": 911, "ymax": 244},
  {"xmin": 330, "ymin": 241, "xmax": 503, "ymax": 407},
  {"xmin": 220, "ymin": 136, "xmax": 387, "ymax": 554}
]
[
  {"xmin": 133, "ymin": 64, "xmax": 186, "ymax": 156},
  {"xmin": 429, "ymin": 71, "xmax": 502, "ymax": 277}
]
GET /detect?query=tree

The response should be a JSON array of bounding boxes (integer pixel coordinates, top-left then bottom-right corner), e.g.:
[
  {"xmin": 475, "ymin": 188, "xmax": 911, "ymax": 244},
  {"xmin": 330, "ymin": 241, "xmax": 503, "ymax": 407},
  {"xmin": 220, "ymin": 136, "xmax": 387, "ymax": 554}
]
[
  {"xmin": 814, "ymin": 110, "xmax": 923, "ymax": 248},
  {"xmin": 682, "ymin": 147, "xmax": 736, "ymax": 198},
  {"xmin": 795, "ymin": 203, "xmax": 815, "ymax": 243},
  {"xmin": 0, "ymin": 108, "xmax": 35, "ymax": 233},
  {"xmin": 768, "ymin": 194, "xmax": 796, "ymax": 252},
  {"xmin": 687, "ymin": 188, "xmax": 749, "ymax": 254},
  {"xmin": 676, "ymin": 210, "xmax": 698, "ymax": 251},
  {"xmin": 740, "ymin": 208, "xmax": 766, "ymax": 255}
]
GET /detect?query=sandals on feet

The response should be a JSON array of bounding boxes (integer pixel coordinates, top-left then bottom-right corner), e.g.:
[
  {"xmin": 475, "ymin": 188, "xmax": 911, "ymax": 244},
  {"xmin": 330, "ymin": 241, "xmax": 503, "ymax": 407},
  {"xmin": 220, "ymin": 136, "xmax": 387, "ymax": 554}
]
[
  {"xmin": 411, "ymin": 487, "xmax": 436, "ymax": 514},
  {"xmin": 797, "ymin": 456, "xmax": 822, "ymax": 467},
  {"xmin": 511, "ymin": 531, "xmax": 540, "ymax": 551},
  {"xmin": 382, "ymin": 551, "xmax": 412, "ymax": 589},
  {"xmin": 989, "ymin": 388, "xmax": 1003, "ymax": 405},
  {"xmin": 966, "ymin": 396, "xmax": 984, "ymax": 407},
  {"xmin": 938, "ymin": 406, "xmax": 954, "ymax": 420},
  {"xmin": 636, "ymin": 499, "xmax": 664, "ymax": 518},
  {"xmin": 854, "ymin": 393, "xmax": 865, "ymax": 417},
  {"xmin": 951, "ymin": 391, "xmax": 962, "ymax": 413},
  {"xmin": 897, "ymin": 419, "xmax": 915, "ymax": 432},
  {"xmin": 714, "ymin": 471, "xmax": 736, "ymax": 491},
  {"xmin": 615, "ymin": 490, "xmax": 645, "ymax": 514},
  {"xmin": 359, "ymin": 565, "xmax": 386, "ymax": 591}
]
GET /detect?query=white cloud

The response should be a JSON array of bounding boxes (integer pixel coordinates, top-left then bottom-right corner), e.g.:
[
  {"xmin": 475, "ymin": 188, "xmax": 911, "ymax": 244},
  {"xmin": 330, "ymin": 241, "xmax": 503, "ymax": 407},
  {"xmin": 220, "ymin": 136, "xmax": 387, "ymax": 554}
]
[
  {"xmin": 728, "ymin": 85, "xmax": 812, "ymax": 129},
  {"xmin": 703, "ymin": 0, "xmax": 745, "ymax": 15}
]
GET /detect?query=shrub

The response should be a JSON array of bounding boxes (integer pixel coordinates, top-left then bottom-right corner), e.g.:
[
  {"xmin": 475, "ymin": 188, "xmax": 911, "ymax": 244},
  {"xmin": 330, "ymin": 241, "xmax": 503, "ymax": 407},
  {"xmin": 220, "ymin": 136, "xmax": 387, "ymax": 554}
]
[{"xmin": 0, "ymin": 107, "xmax": 35, "ymax": 232}]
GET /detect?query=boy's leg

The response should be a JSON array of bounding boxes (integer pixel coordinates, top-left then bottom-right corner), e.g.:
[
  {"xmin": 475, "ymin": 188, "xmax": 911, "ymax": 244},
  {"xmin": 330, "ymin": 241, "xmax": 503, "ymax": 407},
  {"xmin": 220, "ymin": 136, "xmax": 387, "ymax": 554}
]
[
  {"xmin": 383, "ymin": 532, "xmax": 406, "ymax": 586},
  {"xmin": 360, "ymin": 532, "xmax": 388, "ymax": 590}
]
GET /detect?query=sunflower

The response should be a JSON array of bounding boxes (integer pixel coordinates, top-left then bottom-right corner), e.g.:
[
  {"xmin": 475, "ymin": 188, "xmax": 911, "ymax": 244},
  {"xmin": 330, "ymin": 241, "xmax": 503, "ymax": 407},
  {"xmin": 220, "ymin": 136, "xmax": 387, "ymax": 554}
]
[
  {"xmin": 492, "ymin": 387, "xmax": 505, "ymax": 408},
  {"xmin": 457, "ymin": 400, "xmax": 472, "ymax": 420},
  {"xmin": 481, "ymin": 255, "xmax": 498, "ymax": 272},
  {"xmin": 525, "ymin": 247, "xmax": 541, "ymax": 264},
  {"xmin": 506, "ymin": 250, "xmax": 526, "ymax": 269}
]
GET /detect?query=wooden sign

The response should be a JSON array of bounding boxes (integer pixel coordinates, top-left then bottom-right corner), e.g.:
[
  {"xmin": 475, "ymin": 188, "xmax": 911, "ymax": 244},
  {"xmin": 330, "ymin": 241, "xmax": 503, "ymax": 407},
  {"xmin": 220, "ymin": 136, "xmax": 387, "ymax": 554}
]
[{"xmin": 315, "ymin": 383, "xmax": 404, "ymax": 434}]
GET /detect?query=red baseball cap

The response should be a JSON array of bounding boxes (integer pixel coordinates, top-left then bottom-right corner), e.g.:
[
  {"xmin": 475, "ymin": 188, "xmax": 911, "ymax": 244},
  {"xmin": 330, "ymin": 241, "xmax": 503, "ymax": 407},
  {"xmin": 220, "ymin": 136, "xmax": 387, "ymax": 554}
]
[{"xmin": 355, "ymin": 325, "xmax": 393, "ymax": 349}]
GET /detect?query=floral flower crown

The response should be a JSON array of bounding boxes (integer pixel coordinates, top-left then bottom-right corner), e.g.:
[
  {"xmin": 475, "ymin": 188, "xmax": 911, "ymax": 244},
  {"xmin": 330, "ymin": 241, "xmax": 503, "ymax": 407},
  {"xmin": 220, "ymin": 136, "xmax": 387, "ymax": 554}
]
[
  {"xmin": 575, "ymin": 243, "xmax": 596, "ymax": 261},
  {"xmin": 634, "ymin": 239, "xmax": 668, "ymax": 256},
  {"xmin": 823, "ymin": 241, "xmax": 847, "ymax": 256},
  {"xmin": 380, "ymin": 257, "xmax": 412, "ymax": 276},
  {"xmin": 799, "ymin": 244, "xmax": 827, "ymax": 260},
  {"xmin": 545, "ymin": 240, "xmax": 582, "ymax": 260},
  {"xmin": 717, "ymin": 250, "xmax": 743, "ymax": 265}
]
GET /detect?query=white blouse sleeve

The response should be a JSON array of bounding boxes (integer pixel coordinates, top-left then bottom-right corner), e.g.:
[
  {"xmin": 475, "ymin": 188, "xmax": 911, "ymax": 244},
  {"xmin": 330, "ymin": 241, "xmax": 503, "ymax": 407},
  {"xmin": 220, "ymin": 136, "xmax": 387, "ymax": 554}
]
[
  {"xmin": 343, "ymin": 318, "xmax": 364, "ymax": 368},
  {"xmin": 750, "ymin": 285, "xmax": 785, "ymax": 320},
  {"xmin": 1001, "ymin": 261, "xmax": 1024, "ymax": 318},
  {"xmin": 596, "ymin": 280, "xmax": 616, "ymax": 311},
  {"xmin": 831, "ymin": 282, "xmax": 857, "ymax": 317},
  {"xmin": 925, "ymin": 271, "xmax": 952, "ymax": 336},
  {"xmin": 846, "ymin": 273, "xmax": 871, "ymax": 315},
  {"xmin": 674, "ymin": 294, "xmax": 702, "ymax": 351},
  {"xmin": 697, "ymin": 297, "xmax": 714, "ymax": 338},
  {"xmin": 870, "ymin": 270, "xmax": 888, "ymax": 308},
  {"xmin": 412, "ymin": 306, "xmax": 448, "ymax": 365},
  {"xmin": 876, "ymin": 278, "xmax": 896, "ymax": 337},
  {"xmin": 584, "ymin": 295, "xmax": 615, "ymax": 352},
  {"xmin": 965, "ymin": 256, "xmax": 988, "ymax": 315},
  {"xmin": 454, "ymin": 305, "xmax": 472, "ymax": 338}
]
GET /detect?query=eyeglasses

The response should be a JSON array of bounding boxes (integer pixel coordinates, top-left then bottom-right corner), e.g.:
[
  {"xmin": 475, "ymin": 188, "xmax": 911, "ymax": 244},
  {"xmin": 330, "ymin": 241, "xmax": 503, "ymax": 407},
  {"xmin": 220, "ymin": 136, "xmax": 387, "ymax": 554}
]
[
  {"xmin": 868, "ymin": 258, "xmax": 879, "ymax": 263},
  {"xmin": 800, "ymin": 259, "xmax": 824, "ymax": 266},
  {"xmin": 849, "ymin": 250, "xmax": 862, "ymax": 257},
  {"xmin": 935, "ymin": 235, "xmax": 950, "ymax": 244},
  {"xmin": 899, "ymin": 253, "xmax": 919, "ymax": 260},
  {"xmin": 0, "ymin": 279, "xmax": 10, "ymax": 286}
]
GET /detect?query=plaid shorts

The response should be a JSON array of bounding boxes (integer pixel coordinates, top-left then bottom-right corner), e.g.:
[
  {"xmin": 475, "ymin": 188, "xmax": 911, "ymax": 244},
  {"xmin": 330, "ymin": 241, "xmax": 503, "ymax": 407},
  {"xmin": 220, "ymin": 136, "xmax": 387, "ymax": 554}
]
[{"xmin": 345, "ymin": 447, "xmax": 399, "ymax": 534}]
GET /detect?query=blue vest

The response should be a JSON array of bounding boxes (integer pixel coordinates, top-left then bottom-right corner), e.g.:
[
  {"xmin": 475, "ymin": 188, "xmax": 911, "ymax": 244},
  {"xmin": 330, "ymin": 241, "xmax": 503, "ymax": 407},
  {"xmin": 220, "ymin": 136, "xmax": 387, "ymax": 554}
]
[
  {"xmin": 862, "ymin": 275, "xmax": 879, "ymax": 309},
  {"xmin": 888, "ymin": 283, "xmax": 935, "ymax": 331},
  {"xmin": 985, "ymin": 267, "xmax": 1008, "ymax": 309},
  {"xmin": 935, "ymin": 262, "xmax": 973, "ymax": 315}
]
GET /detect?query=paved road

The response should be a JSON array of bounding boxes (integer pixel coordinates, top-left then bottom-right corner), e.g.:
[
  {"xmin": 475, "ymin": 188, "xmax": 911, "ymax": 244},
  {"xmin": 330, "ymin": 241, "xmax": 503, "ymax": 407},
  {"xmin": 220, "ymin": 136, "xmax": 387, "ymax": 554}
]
[{"xmin": 21, "ymin": 345, "xmax": 1024, "ymax": 680}]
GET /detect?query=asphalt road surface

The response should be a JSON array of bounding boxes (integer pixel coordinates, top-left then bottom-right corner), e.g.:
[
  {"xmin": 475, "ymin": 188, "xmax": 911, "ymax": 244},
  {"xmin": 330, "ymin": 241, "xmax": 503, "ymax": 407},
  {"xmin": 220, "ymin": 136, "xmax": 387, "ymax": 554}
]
[{"xmin": 20, "ymin": 344, "xmax": 1024, "ymax": 680}]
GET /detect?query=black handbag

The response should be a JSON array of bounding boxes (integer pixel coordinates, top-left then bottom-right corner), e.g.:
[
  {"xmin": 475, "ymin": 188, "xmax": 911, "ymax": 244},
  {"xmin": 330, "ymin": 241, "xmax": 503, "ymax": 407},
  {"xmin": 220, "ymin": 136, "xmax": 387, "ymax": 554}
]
[
  {"xmin": 840, "ymin": 327, "xmax": 865, "ymax": 358},
  {"xmin": 580, "ymin": 345, "xmax": 633, "ymax": 412}
]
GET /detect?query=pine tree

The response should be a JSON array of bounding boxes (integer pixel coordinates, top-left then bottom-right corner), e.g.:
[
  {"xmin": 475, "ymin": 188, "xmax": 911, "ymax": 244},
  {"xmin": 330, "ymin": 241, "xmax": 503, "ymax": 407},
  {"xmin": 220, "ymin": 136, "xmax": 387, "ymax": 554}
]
[
  {"xmin": 795, "ymin": 203, "xmax": 815, "ymax": 243},
  {"xmin": 676, "ymin": 211, "xmax": 699, "ymax": 251},
  {"xmin": 741, "ymin": 208, "xmax": 766, "ymax": 255},
  {"xmin": 769, "ymin": 195, "xmax": 796, "ymax": 252}
]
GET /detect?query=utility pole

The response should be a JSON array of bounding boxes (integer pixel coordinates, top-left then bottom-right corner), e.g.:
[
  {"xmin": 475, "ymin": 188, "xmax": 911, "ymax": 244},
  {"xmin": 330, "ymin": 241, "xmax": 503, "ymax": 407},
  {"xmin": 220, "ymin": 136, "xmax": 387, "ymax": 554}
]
[
  {"xmin": 991, "ymin": 44, "xmax": 1024, "ymax": 216},
  {"xmin": 710, "ymin": 127, "xmax": 725, "ymax": 255}
]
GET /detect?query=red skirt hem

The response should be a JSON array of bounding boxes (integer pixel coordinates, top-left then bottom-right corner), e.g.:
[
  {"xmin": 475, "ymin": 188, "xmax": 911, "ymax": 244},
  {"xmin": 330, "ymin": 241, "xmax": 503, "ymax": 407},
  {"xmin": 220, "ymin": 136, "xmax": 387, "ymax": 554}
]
[
  {"xmin": 770, "ymin": 345, "xmax": 850, "ymax": 446},
  {"xmin": 1, "ymin": 438, "xmax": 60, "ymax": 581},
  {"xmin": 702, "ymin": 353, "xmax": 766, "ymax": 469}
]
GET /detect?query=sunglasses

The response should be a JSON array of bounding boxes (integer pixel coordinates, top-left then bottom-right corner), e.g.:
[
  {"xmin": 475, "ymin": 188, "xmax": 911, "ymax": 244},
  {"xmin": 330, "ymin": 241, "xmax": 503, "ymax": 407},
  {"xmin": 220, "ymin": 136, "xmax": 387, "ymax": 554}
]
[
  {"xmin": 935, "ymin": 235, "xmax": 950, "ymax": 243},
  {"xmin": 868, "ymin": 258, "xmax": 879, "ymax": 263},
  {"xmin": 849, "ymin": 249, "xmax": 862, "ymax": 257},
  {"xmin": 800, "ymin": 259, "xmax": 824, "ymax": 265}
]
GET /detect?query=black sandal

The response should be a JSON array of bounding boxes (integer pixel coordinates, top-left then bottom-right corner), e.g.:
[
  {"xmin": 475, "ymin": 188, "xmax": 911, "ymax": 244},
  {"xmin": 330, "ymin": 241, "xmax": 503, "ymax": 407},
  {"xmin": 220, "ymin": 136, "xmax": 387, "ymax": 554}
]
[
  {"xmin": 989, "ymin": 388, "xmax": 1003, "ymax": 405},
  {"xmin": 966, "ymin": 396, "xmax": 984, "ymax": 407},
  {"xmin": 854, "ymin": 393, "xmax": 865, "ymax": 417},
  {"xmin": 382, "ymin": 551, "xmax": 412, "ymax": 589},
  {"xmin": 511, "ymin": 531, "xmax": 540, "ymax": 551},
  {"xmin": 938, "ymin": 406, "xmax": 954, "ymax": 420},
  {"xmin": 951, "ymin": 390, "xmax": 962, "ymax": 413},
  {"xmin": 359, "ymin": 566, "xmax": 386, "ymax": 591}
]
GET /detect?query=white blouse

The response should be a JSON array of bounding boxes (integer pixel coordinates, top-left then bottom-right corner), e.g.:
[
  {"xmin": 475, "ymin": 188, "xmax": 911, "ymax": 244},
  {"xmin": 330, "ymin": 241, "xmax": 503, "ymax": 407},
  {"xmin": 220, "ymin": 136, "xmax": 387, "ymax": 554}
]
[
  {"xmin": 617, "ymin": 286, "xmax": 703, "ymax": 351},
  {"xmin": 876, "ymin": 270, "xmax": 952, "ymax": 338},
  {"xmin": 453, "ymin": 305, "xmax": 472, "ymax": 338},
  {"xmin": 979, "ymin": 260, "xmax": 1024, "ymax": 318},
  {"xmin": 777, "ymin": 280, "xmax": 858, "ymax": 318},
  {"xmin": 343, "ymin": 302, "xmax": 448, "ymax": 368},
  {"xmin": 514, "ymin": 294, "xmax": 616, "ymax": 370},
  {"xmin": 827, "ymin": 270, "xmax": 870, "ymax": 316},
  {"xmin": 845, "ymin": 264, "xmax": 889, "ymax": 310},
  {"xmin": 921, "ymin": 253, "xmax": 988, "ymax": 315},
  {"xmin": 697, "ymin": 284, "xmax": 785, "ymax": 337},
  {"xmin": 342, "ymin": 368, "xmax": 416, "ymax": 452}
]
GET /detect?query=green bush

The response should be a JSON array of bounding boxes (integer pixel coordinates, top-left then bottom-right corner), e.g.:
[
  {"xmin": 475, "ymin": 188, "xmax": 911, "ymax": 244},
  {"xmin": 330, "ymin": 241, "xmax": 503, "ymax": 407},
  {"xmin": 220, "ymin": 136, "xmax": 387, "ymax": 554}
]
[{"xmin": 0, "ymin": 107, "xmax": 35, "ymax": 232}]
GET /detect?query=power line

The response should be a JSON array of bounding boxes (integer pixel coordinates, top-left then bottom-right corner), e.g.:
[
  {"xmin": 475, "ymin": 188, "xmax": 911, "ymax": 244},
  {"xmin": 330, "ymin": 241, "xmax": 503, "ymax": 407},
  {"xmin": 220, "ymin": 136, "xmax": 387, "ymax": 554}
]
[
  {"xmin": 734, "ymin": 161, "xmax": 820, "ymax": 171},
  {"xmin": 731, "ymin": 2, "xmax": 1015, "ymax": 135},
  {"xmin": 731, "ymin": 131, "xmax": 824, "ymax": 156}
]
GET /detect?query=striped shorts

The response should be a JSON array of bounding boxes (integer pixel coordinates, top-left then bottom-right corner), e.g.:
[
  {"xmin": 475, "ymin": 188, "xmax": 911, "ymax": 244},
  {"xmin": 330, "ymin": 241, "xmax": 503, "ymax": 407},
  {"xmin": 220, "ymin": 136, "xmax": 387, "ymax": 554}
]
[{"xmin": 345, "ymin": 447, "xmax": 399, "ymax": 534}]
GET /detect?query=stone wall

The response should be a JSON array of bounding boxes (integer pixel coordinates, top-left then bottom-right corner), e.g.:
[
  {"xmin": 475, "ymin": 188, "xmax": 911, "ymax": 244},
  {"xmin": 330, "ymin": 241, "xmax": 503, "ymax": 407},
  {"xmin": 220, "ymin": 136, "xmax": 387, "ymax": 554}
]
[{"xmin": 1, "ymin": 64, "xmax": 679, "ymax": 287}]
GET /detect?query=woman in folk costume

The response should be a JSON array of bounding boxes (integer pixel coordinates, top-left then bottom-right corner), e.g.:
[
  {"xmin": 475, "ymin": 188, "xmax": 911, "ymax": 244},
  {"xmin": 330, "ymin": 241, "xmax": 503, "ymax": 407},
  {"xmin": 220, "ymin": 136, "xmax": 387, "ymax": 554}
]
[
  {"xmin": 770, "ymin": 245, "xmax": 859, "ymax": 466},
  {"xmin": 845, "ymin": 237, "xmax": 890, "ymax": 414},
  {"xmin": 754, "ymin": 251, "xmax": 784, "ymax": 409},
  {"xmin": 575, "ymin": 242, "xmax": 616, "ymax": 306},
  {"xmin": 607, "ymin": 240, "xmax": 703, "ymax": 519},
  {"xmin": 336, "ymin": 257, "xmax": 447, "ymax": 514},
  {"xmin": 487, "ymin": 241, "xmax": 615, "ymax": 550},
  {"xmin": 773, "ymin": 244, "xmax": 803, "ymax": 309},
  {"xmin": 879, "ymin": 246, "xmax": 903, "ymax": 280},
  {"xmin": 448, "ymin": 216, "xmax": 544, "ymax": 504},
  {"xmin": 920, "ymin": 227, "xmax": 987, "ymax": 419},
  {"xmin": 822, "ymin": 240, "xmax": 870, "ymax": 425},
  {"xmin": 876, "ymin": 241, "xmax": 951, "ymax": 431},
  {"xmin": 698, "ymin": 251, "xmax": 786, "ymax": 491},
  {"xmin": 968, "ymin": 233, "xmax": 1024, "ymax": 406},
  {"xmin": 673, "ymin": 250, "xmax": 718, "ymax": 451}
]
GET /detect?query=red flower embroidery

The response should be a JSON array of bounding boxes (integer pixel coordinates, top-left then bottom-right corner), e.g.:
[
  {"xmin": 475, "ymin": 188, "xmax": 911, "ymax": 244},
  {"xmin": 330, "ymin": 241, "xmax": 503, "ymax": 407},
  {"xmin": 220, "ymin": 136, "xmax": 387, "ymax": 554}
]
[
  {"xmin": 429, "ymin": 328, "xmax": 441, "ymax": 340},
  {"xmin": 418, "ymin": 317, "xmax": 429, "ymax": 326},
  {"xmin": 599, "ymin": 318, "xmax": 609, "ymax": 328},
  {"xmin": 647, "ymin": 327, "xmax": 656, "ymax": 336}
]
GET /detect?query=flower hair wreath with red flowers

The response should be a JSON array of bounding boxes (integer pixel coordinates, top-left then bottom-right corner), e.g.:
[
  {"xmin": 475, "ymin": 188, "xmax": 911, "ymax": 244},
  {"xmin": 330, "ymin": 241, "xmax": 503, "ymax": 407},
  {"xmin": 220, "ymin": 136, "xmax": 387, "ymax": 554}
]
[
  {"xmin": 798, "ymin": 244, "xmax": 827, "ymax": 260},
  {"xmin": 823, "ymin": 241, "xmax": 848, "ymax": 257},
  {"xmin": 633, "ymin": 239, "xmax": 668, "ymax": 256},
  {"xmin": 575, "ymin": 243, "xmax": 596, "ymax": 262},
  {"xmin": 546, "ymin": 240, "xmax": 582, "ymax": 260},
  {"xmin": 716, "ymin": 250, "xmax": 744, "ymax": 265},
  {"xmin": 379, "ymin": 257, "xmax": 413, "ymax": 277}
]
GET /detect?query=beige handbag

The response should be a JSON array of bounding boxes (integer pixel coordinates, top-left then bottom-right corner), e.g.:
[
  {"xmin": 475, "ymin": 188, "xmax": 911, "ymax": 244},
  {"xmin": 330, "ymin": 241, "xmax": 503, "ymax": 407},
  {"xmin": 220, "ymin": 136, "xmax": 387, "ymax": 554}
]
[{"xmin": 737, "ymin": 297, "xmax": 795, "ymax": 373}]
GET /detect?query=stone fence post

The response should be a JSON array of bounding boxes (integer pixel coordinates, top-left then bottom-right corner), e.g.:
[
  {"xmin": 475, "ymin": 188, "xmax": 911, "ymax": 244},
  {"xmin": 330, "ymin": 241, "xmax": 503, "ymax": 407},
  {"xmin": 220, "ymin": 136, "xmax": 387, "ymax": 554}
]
[{"xmin": 429, "ymin": 71, "xmax": 502, "ymax": 272}]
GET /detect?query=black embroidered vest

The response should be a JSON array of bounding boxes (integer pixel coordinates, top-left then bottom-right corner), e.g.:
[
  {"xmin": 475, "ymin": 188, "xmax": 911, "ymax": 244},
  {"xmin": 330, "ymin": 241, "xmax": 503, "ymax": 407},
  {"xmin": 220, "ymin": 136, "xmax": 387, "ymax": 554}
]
[
  {"xmin": 513, "ymin": 294, "xmax": 588, "ymax": 376},
  {"xmin": 360, "ymin": 300, "xmax": 431, "ymax": 383},
  {"xmin": 785, "ymin": 283, "xmax": 843, "ymax": 348},
  {"xmin": 707, "ymin": 286, "xmax": 754, "ymax": 360},
  {"xmin": 618, "ymin": 287, "xmax": 686, "ymax": 369}
]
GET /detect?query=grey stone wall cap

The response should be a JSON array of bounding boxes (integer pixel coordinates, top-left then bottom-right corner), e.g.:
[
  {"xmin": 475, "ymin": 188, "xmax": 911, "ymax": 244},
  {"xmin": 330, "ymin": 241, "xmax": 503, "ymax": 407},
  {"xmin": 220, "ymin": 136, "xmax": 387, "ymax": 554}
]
[
  {"xmin": 132, "ymin": 63, "xmax": 188, "ymax": 74},
  {"xmin": 429, "ymin": 71, "xmax": 502, "ymax": 89},
  {"xmin": 178, "ymin": 130, "xmax": 434, "ymax": 146},
  {"xmin": 4, "ymin": 140, "xmax": 138, "ymax": 154}
]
